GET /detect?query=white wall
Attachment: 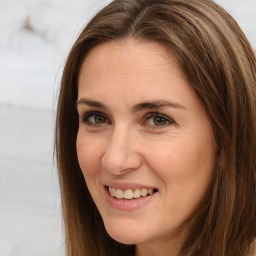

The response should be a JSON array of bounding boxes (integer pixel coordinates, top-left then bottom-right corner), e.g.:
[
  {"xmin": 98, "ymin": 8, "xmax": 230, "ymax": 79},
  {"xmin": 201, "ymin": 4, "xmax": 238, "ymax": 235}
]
[
  {"xmin": 0, "ymin": 1, "xmax": 255, "ymax": 256},
  {"xmin": 0, "ymin": 0, "xmax": 255, "ymax": 110},
  {"xmin": 0, "ymin": 0, "xmax": 112, "ymax": 110}
]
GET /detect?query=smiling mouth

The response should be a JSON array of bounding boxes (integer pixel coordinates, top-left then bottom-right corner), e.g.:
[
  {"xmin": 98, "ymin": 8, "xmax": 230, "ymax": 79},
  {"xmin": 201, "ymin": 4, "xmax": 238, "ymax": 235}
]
[{"xmin": 106, "ymin": 186, "xmax": 158, "ymax": 200}]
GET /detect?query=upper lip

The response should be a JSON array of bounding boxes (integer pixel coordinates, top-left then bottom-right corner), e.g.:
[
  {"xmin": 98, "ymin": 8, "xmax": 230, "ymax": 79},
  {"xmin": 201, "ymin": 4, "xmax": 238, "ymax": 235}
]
[{"xmin": 104, "ymin": 181, "xmax": 157, "ymax": 190}]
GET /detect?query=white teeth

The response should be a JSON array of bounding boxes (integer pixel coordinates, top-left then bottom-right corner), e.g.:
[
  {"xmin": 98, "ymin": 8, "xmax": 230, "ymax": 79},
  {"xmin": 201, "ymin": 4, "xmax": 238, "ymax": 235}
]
[
  {"xmin": 115, "ymin": 189, "xmax": 124, "ymax": 199},
  {"xmin": 148, "ymin": 188, "xmax": 153, "ymax": 195},
  {"xmin": 123, "ymin": 189, "xmax": 133, "ymax": 199},
  {"xmin": 134, "ymin": 188, "xmax": 141, "ymax": 198},
  {"xmin": 109, "ymin": 187, "xmax": 115, "ymax": 197},
  {"xmin": 108, "ymin": 187, "xmax": 155, "ymax": 199},
  {"xmin": 141, "ymin": 188, "xmax": 147, "ymax": 197}
]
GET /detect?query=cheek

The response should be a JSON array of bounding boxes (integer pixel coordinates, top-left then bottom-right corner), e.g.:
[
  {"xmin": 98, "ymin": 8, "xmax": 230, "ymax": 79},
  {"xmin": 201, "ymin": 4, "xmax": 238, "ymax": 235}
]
[
  {"xmin": 147, "ymin": 140, "xmax": 215, "ymax": 229},
  {"xmin": 76, "ymin": 133, "xmax": 103, "ymax": 177},
  {"xmin": 148, "ymin": 136, "xmax": 215, "ymax": 197}
]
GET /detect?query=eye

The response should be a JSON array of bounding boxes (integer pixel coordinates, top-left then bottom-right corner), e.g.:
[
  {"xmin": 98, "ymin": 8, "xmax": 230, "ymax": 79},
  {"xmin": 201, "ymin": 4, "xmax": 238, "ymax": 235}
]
[
  {"xmin": 143, "ymin": 112, "xmax": 174, "ymax": 127},
  {"xmin": 80, "ymin": 111, "xmax": 109, "ymax": 125}
]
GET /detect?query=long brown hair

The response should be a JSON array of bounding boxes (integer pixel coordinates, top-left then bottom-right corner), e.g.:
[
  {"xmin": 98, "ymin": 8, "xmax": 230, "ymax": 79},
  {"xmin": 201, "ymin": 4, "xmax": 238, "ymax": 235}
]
[{"xmin": 55, "ymin": 0, "xmax": 256, "ymax": 255}]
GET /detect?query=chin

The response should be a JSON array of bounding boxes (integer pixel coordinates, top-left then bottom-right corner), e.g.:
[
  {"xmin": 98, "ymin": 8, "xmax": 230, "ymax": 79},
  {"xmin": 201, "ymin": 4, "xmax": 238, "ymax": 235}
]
[
  {"xmin": 103, "ymin": 219, "xmax": 147, "ymax": 245},
  {"xmin": 108, "ymin": 233, "xmax": 138, "ymax": 245}
]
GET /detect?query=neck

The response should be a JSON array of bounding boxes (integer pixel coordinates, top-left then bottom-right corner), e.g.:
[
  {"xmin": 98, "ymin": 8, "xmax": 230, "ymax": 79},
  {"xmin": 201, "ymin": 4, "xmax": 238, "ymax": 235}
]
[{"xmin": 135, "ymin": 232, "xmax": 184, "ymax": 256}]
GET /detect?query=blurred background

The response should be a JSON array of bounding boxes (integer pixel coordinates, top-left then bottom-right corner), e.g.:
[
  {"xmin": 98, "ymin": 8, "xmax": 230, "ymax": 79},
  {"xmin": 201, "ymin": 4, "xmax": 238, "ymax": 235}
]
[{"xmin": 0, "ymin": 0, "xmax": 255, "ymax": 255}]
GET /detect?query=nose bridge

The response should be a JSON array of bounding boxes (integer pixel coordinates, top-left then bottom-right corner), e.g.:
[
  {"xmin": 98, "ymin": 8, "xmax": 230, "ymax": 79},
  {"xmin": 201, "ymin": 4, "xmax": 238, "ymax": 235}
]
[{"xmin": 101, "ymin": 124, "xmax": 141, "ymax": 174}]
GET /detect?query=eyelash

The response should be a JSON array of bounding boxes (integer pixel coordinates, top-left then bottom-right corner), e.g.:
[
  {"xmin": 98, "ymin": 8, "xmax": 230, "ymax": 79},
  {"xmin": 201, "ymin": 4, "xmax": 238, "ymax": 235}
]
[
  {"xmin": 80, "ymin": 111, "xmax": 110, "ymax": 126},
  {"xmin": 80, "ymin": 111, "xmax": 175, "ymax": 128},
  {"xmin": 143, "ymin": 112, "xmax": 174, "ymax": 128}
]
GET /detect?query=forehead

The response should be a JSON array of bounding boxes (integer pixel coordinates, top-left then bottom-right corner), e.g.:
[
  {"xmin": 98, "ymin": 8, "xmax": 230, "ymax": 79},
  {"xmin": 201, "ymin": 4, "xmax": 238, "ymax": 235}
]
[
  {"xmin": 78, "ymin": 39, "xmax": 190, "ymax": 97},
  {"xmin": 81, "ymin": 39, "xmax": 180, "ymax": 68}
]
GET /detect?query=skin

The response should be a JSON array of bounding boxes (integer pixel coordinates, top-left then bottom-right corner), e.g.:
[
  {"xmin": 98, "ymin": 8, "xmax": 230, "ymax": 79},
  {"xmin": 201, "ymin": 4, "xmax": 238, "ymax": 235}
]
[{"xmin": 76, "ymin": 39, "xmax": 216, "ymax": 256}]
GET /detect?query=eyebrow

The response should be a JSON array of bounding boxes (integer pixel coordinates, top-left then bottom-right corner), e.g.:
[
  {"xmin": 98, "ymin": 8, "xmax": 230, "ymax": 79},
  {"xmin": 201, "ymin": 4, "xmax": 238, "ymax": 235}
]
[
  {"xmin": 132, "ymin": 100, "xmax": 187, "ymax": 113},
  {"xmin": 77, "ymin": 98, "xmax": 187, "ymax": 112},
  {"xmin": 77, "ymin": 98, "xmax": 108, "ymax": 109}
]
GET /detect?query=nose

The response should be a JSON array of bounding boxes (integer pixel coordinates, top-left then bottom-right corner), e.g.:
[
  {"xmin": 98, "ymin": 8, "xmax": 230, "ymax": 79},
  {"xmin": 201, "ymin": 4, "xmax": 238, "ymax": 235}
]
[{"xmin": 101, "ymin": 128, "xmax": 142, "ymax": 175}]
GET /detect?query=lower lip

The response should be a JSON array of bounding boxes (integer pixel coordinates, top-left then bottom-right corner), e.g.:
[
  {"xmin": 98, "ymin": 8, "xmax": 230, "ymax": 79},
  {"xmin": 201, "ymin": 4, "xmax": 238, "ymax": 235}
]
[{"xmin": 105, "ymin": 187, "xmax": 157, "ymax": 211}]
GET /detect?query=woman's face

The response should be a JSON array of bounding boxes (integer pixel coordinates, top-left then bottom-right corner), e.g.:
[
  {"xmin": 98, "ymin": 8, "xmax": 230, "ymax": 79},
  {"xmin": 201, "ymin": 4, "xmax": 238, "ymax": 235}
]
[{"xmin": 77, "ymin": 39, "xmax": 216, "ymax": 252}]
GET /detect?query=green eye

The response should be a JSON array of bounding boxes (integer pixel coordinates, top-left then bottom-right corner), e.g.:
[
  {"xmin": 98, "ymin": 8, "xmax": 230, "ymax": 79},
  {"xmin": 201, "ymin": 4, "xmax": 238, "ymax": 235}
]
[
  {"xmin": 81, "ymin": 111, "xmax": 109, "ymax": 125},
  {"xmin": 144, "ymin": 112, "xmax": 174, "ymax": 127},
  {"xmin": 93, "ymin": 115, "xmax": 106, "ymax": 124},
  {"xmin": 152, "ymin": 116, "xmax": 168, "ymax": 126}
]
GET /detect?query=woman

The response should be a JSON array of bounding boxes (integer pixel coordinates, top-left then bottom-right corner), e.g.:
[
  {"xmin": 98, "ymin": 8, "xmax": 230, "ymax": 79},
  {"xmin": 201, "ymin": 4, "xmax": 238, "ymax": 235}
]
[{"xmin": 55, "ymin": 0, "xmax": 256, "ymax": 255}]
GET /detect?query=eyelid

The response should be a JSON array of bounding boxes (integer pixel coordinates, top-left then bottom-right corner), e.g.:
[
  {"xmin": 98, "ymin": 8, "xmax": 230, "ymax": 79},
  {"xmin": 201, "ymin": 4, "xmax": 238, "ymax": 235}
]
[
  {"xmin": 143, "ymin": 112, "xmax": 175, "ymax": 127},
  {"xmin": 79, "ymin": 110, "xmax": 175, "ymax": 129},
  {"xmin": 80, "ymin": 111, "xmax": 110, "ymax": 125}
]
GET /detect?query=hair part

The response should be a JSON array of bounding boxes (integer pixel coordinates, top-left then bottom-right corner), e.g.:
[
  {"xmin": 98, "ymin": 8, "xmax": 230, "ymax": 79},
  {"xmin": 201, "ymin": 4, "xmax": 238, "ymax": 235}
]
[{"xmin": 55, "ymin": 0, "xmax": 256, "ymax": 255}]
